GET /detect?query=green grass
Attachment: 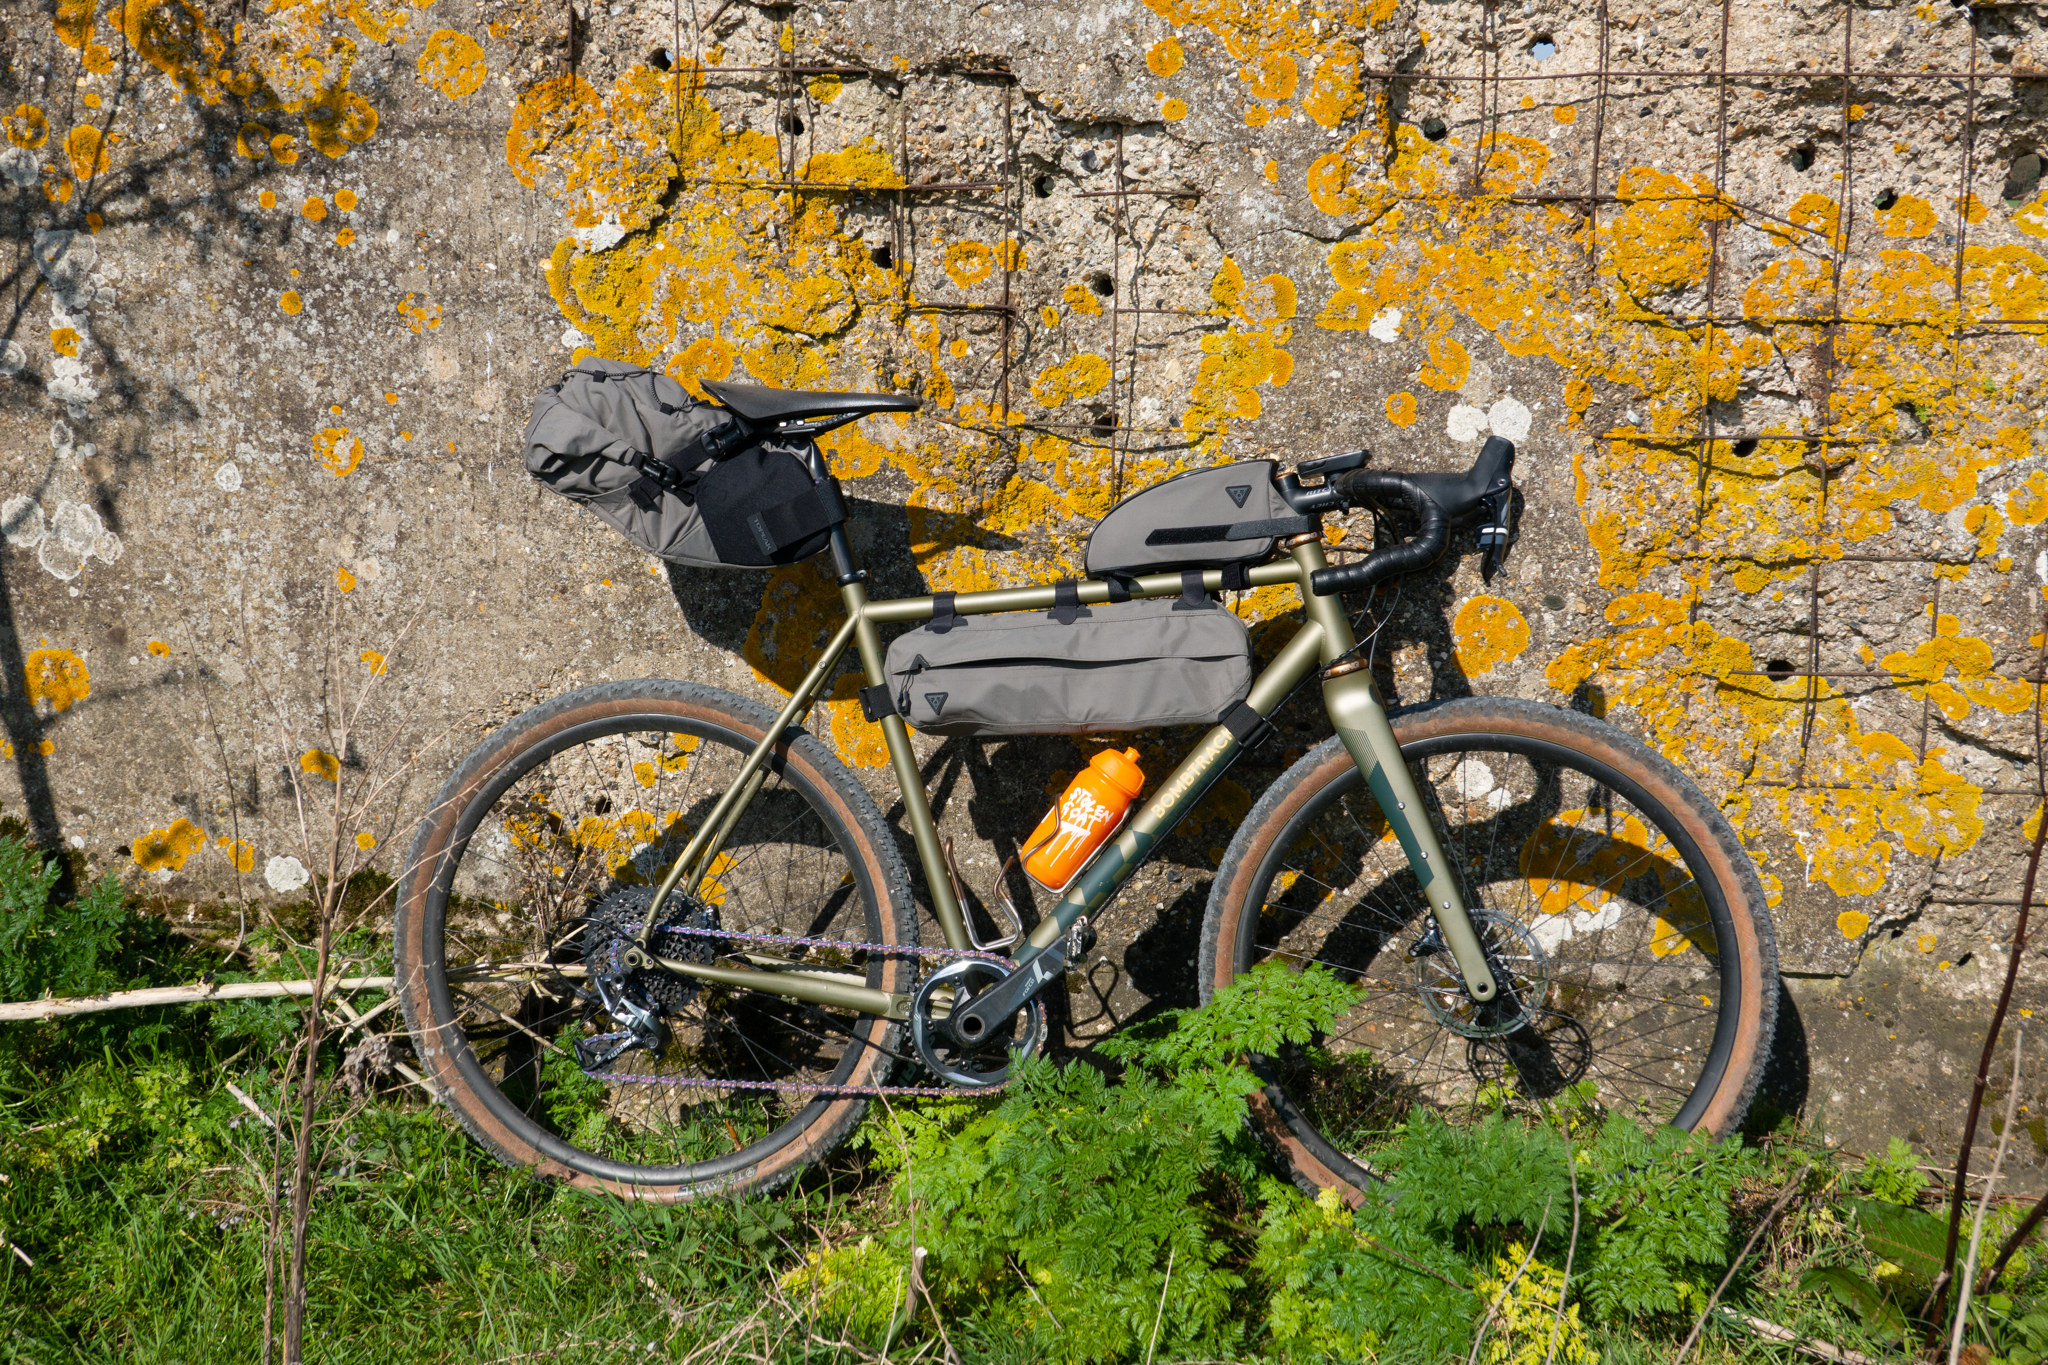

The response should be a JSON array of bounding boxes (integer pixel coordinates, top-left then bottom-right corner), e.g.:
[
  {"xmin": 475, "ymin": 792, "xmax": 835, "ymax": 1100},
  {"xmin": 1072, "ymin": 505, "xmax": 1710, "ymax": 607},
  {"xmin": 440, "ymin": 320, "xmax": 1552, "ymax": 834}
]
[{"xmin": 3, "ymin": 828, "xmax": 2046, "ymax": 1364}]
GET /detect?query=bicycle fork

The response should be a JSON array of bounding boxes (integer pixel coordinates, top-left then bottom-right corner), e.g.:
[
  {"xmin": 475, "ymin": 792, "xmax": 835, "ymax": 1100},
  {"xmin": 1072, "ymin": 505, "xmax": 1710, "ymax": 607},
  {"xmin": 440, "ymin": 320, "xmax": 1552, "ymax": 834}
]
[{"xmin": 1299, "ymin": 546, "xmax": 1499, "ymax": 1004}]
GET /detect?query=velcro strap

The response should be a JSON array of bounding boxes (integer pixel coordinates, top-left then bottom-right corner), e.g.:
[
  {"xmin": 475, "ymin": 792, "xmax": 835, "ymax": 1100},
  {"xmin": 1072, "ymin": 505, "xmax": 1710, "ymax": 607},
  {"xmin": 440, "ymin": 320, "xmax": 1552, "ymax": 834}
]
[
  {"xmin": 1102, "ymin": 574, "xmax": 1134, "ymax": 603},
  {"xmin": 1219, "ymin": 562, "xmax": 1252, "ymax": 592},
  {"xmin": 1143, "ymin": 516, "xmax": 1316, "ymax": 546},
  {"xmin": 928, "ymin": 591, "xmax": 961, "ymax": 634},
  {"xmin": 1220, "ymin": 700, "xmax": 1276, "ymax": 750},
  {"xmin": 1048, "ymin": 578, "xmax": 1086, "ymax": 625},
  {"xmin": 858, "ymin": 683, "xmax": 896, "ymax": 723},
  {"xmin": 1172, "ymin": 569, "xmax": 1213, "ymax": 611},
  {"xmin": 746, "ymin": 477, "xmax": 846, "ymax": 558}
]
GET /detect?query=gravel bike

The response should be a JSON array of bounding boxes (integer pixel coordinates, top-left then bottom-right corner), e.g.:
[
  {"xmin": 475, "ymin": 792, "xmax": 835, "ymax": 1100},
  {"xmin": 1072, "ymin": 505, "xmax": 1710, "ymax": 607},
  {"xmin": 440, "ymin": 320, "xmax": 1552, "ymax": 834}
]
[{"xmin": 393, "ymin": 381, "xmax": 1779, "ymax": 1202}]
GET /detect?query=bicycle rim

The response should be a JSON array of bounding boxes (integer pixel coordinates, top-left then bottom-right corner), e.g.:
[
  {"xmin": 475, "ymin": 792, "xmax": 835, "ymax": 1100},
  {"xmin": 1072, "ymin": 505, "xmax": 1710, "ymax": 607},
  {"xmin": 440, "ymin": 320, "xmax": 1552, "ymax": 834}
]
[
  {"xmin": 405, "ymin": 694, "xmax": 905, "ymax": 1190},
  {"xmin": 1229, "ymin": 728, "xmax": 1748, "ymax": 1156}
]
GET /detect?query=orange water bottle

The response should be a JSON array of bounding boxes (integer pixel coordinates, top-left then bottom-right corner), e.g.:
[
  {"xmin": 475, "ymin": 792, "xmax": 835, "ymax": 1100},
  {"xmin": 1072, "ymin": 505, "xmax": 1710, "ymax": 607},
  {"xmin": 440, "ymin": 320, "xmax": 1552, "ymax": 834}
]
[{"xmin": 1023, "ymin": 748, "xmax": 1146, "ymax": 892}]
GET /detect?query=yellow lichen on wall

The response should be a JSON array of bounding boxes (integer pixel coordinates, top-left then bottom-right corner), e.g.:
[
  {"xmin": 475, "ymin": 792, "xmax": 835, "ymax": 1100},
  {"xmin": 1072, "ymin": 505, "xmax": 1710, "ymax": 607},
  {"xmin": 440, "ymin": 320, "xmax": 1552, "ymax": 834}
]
[
  {"xmin": 25, "ymin": 648, "xmax": 90, "ymax": 712},
  {"xmin": 133, "ymin": 817, "xmax": 206, "ymax": 872},
  {"xmin": 417, "ymin": 29, "xmax": 487, "ymax": 98},
  {"xmin": 1452, "ymin": 595, "xmax": 1530, "ymax": 677}
]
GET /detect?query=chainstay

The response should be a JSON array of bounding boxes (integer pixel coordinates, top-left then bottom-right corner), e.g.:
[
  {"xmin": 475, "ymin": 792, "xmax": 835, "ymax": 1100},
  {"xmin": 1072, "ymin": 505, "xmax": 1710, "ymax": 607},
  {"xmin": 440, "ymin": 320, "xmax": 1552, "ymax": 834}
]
[{"xmin": 587, "ymin": 924, "xmax": 1018, "ymax": 1097}]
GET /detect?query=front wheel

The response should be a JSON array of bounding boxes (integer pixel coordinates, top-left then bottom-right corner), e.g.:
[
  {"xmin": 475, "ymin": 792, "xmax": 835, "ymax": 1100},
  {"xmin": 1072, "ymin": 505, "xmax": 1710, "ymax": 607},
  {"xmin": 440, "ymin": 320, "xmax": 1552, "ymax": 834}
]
[{"xmin": 1200, "ymin": 696, "xmax": 1778, "ymax": 1199}]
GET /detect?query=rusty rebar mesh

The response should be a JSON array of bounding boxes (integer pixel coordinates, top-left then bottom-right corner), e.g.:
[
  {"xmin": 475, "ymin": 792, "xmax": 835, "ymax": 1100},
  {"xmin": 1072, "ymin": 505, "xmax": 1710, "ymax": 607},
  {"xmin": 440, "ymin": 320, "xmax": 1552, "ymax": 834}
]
[{"xmin": 697, "ymin": 2, "xmax": 2048, "ymax": 881}]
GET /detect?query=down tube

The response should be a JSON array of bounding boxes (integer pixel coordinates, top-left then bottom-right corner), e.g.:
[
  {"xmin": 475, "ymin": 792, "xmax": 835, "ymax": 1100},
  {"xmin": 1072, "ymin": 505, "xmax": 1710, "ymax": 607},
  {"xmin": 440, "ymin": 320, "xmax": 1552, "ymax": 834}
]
[{"xmin": 1016, "ymin": 617, "xmax": 1328, "ymax": 961}]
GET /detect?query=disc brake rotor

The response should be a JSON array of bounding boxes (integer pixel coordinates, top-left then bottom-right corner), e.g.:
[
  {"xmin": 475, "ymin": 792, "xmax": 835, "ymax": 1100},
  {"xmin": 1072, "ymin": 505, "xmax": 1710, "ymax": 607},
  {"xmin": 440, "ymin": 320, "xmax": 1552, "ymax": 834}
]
[{"xmin": 1412, "ymin": 910, "xmax": 1551, "ymax": 1040}]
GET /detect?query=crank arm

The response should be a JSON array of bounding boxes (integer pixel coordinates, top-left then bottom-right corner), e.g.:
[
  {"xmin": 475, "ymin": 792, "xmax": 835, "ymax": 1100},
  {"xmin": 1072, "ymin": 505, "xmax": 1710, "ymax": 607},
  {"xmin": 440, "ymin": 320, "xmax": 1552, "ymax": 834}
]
[{"xmin": 947, "ymin": 920, "xmax": 1093, "ymax": 1045}]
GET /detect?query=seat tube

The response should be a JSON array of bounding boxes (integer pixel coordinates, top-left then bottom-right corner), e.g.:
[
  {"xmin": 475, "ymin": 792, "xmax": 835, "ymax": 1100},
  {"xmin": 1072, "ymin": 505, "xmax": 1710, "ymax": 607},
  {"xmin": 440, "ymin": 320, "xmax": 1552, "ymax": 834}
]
[
  {"xmin": 1293, "ymin": 539, "xmax": 1500, "ymax": 1003},
  {"xmin": 843, "ymin": 578, "xmax": 972, "ymax": 952}
]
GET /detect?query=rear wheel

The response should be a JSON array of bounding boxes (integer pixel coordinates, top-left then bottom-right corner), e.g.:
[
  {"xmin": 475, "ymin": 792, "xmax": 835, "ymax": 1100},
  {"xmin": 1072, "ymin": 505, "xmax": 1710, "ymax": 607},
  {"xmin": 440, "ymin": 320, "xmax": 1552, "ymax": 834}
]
[
  {"xmin": 1200, "ymin": 696, "xmax": 1777, "ymax": 1199},
  {"xmin": 393, "ymin": 680, "xmax": 916, "ymax": 1201}
]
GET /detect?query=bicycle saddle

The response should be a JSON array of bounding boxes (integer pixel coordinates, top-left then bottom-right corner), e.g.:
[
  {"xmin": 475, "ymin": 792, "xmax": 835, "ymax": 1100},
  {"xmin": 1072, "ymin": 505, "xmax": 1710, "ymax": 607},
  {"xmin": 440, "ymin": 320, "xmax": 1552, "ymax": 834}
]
[{"xmin": 701, "ymin": 380, "xmax": 920, "ymax": 425}]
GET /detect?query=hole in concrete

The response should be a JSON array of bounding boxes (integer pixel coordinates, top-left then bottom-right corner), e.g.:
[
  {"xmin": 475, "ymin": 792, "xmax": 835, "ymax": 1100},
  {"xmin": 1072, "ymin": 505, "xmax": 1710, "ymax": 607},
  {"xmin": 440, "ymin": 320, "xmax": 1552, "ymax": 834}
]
[
  {"xmin": 1421, "ymin": 116, "xmax": 1448, "ymax": 141},
  {"xmin": 781, "ymin": 111, "xmax": 805, "ymax": 135},
  {"xmin": 1086, "ymin": 270, "xmax": 1115, "ymax": 297},
  {"xmin": 1033, "ymin": 173, "xmax": 1054, "ymax": 198},
  {"xmin": 1734, "ymin": 438, "xmax": 1759, "ymax": 457},
  {"xmin": 1874, "ymin": 187, "xmax": 1899, "ymax": 210},
  {"xmin": 869, "ymin": 242, "xmax": 893, "ymax": 270},
  {"xmin": 647, "ymin": 48, "xmax": 672, "ymax": 70},
  {"xmin": 1763, "ymin": 658, "xmax": 1798, "ymax": 682},
  {"xmin": 1088, "ymin": 407, "xmax": 1117, "ymax": 440},
  {"xmin": 2005, "ymin": 152, "xmax": 2043, "ymax": 203},
  {"xmin": 1790, "ymin": 143, "xmax": 1816, "ymax": 172},
  {"xmin": 1530, "ymin": 35, "xmax": 1556, "ymax": 59}
]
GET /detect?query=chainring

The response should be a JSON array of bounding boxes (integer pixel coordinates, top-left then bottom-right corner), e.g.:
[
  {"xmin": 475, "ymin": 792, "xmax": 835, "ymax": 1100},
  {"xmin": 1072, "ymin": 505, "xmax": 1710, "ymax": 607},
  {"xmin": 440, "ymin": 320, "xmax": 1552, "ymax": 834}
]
[{"xmin": 581, "ymin": 884, "xmax": 720, "ymax": 1014}]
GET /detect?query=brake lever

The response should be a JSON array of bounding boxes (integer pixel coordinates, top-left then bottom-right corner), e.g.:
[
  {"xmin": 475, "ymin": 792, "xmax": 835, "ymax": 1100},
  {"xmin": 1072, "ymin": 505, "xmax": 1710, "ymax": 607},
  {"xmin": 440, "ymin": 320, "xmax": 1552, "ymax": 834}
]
[{"xmin": 1476, "ymin": 486, "xmax": 1514, "ymax": 576}]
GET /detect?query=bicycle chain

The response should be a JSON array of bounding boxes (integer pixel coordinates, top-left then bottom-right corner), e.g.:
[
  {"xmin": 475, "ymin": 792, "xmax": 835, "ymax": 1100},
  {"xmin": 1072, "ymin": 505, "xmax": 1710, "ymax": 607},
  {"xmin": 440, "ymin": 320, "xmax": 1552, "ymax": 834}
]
[{"xmin": 583, "ymin": 922, "xmax": 1017, "ymax": 1097}]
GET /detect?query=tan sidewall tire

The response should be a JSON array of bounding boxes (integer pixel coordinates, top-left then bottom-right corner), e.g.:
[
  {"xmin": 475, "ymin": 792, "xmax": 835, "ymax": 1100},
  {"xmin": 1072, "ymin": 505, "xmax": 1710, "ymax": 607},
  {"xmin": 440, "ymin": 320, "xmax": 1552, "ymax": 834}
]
[
  {"xmin": 1199, "ymin": 696, "xmax": 1779, "ymax": 1203},
  {"xmin": 393, "ymin": 680, "xmax": 916, "ymax": 1202}
]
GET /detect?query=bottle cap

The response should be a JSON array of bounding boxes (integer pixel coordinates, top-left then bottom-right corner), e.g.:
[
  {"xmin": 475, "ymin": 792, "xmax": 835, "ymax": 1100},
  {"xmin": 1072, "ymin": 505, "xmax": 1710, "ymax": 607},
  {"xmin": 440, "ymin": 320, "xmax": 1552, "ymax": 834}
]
[{"xmin": 1090, "ymin": 746, "xmax": 1146, "ymax": 798}]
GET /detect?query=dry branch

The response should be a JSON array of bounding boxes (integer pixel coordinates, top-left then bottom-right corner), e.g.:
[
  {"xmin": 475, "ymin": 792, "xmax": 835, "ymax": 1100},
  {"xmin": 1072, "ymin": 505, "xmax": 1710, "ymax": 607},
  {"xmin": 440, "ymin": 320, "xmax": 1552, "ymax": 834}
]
[{"xmin": 0, "ymin": 975, "xmax": 397, "ymax": 1022}]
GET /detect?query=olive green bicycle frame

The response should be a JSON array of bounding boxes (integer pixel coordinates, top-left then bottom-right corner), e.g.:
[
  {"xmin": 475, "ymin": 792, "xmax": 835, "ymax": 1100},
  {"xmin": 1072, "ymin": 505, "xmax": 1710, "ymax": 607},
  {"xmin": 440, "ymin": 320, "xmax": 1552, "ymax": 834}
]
[{"xmin": 629, "ymin": 536, "xmax": 1500, "ymax": 1022}]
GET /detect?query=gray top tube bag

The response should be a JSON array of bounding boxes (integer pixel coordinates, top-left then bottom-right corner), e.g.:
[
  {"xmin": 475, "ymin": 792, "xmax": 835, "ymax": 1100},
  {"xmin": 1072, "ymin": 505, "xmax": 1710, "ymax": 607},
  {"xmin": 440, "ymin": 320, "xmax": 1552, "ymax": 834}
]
[
  {"xmin": 883, "ymin": 595, "xmax": 1252, "ymax": 737},
  {"xmin": 1085, "ymin": 459, "xmax": 1313, "ymax": 575}
]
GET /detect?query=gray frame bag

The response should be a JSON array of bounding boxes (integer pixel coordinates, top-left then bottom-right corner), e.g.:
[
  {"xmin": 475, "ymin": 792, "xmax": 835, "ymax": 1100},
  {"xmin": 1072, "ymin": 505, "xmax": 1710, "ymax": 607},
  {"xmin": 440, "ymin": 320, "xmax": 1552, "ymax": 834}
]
[
  {"xmin": 1084, "ymin": 459, "xmax": 1313, "ymax": 575},
  {"xmin": 883, "ymin": 593, "xmax": 1252, "ymax": 737},
  {"xmin": 523, "ymin": 357, "xmax": 841, "ymax": 568}
]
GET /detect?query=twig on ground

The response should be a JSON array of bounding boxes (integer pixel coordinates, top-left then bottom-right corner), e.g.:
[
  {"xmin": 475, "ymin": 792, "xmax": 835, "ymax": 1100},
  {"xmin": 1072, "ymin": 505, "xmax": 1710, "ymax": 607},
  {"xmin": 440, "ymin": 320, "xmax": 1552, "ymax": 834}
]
[
  {"xmin": 1468, "ymin": 1197, "xmax": 1551, "ymax": 1365},
  {"xmin": 1674, "ymin": 1163, "xmax": 1814, "ymax": 1365},
  {"xmin": 1932, "ymin": 617, "xmax": 2048, "ymax": 1336},
  {"xmin": 1715, "ymin": 1309, "xmax": 1878, "ymax": 1364},
  {"xmin": 6, "ymin": 1239, "xmax": 31, "ymax": 1267},
  {"xmin": 1145, "ymin": 1245, "xmax": 1177, "ymax": 1365},
  {"xmin": 1953, "ymin": 1026, "xmax": 2025, "ymax": 1365},
  {"xmin": 0, "ymin": 975, "xmax": 399, "ymax": 1022},
  {"xmin": 1009, "ymin": 1254, "xmax": 1060, "ymax": 1330},
  {"xmin": 1543, "ymin": 1142, "xmax": 1582, "ymax": 1365},
  {"xmin": 225, "ymin": 1081, "xmax": 277, "ymax": 1130}
]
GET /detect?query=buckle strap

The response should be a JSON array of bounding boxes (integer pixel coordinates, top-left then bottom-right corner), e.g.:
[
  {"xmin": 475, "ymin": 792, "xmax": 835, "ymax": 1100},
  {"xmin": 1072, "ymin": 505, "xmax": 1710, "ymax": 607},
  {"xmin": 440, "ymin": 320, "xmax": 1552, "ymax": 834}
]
[
  {"xmin": 858, "ymin": 683, "xmax": 896, "ymax": 723},
  {"xmin": 1172, "ymin": 569, "xmax": 1213, "ymax": 611},
  {"xmin": 1220, "ymin": 700, "xmax": 1276, "ymax": 751},
  {"xmin": 1048, "ymin": 578, "xmax": 1088, "ymax": 625}
]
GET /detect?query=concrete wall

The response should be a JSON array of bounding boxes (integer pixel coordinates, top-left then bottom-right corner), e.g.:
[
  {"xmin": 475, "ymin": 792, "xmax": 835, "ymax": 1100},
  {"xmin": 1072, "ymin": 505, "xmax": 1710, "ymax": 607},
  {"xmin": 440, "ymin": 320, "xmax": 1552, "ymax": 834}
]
[{"xmin": 4, "ymin": 0, "xmax": 2048, "ymax": 1164}]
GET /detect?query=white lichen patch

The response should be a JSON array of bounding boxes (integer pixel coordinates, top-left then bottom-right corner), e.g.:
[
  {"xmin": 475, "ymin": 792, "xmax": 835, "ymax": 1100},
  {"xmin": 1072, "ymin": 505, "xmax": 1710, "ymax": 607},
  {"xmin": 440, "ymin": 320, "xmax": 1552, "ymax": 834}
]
[
  {"xmin": 1367, "ymin": 306, "xmax": 1402, "ymax": 342},
  {"xmin": 265, "ymin": 855, "xmax": 310, "ymax": 892},
  {"xmin": 3, "ymin": 496, "xmax": 46, "ymax": 548},
  {"xmin": 1446, "ymin": 403, "xmax": 1488, "ymax": 442},
  {"xmin": 215, "ymin": 461, "xmax": 243, "ymax": 492},
  {"xmin": 37, "ymin": 501, "xmax": 123, "ymax": 581},
  {"xmin": 1487, "ymin": 396, "xmax": 1532, "ymax": 442}
]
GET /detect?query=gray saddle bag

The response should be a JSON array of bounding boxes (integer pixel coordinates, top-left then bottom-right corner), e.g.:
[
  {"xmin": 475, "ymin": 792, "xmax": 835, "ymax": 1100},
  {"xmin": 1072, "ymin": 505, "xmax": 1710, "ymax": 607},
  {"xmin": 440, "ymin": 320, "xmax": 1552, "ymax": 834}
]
[
  {"xmin": 883, "ymin": 595, "xmax": 1252, "ymax": 737},
  {"xmin": 523, "ymin": 357, "xmax": 843, "ymax": 568}
]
